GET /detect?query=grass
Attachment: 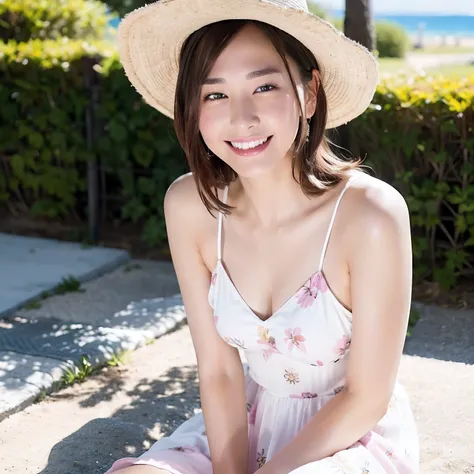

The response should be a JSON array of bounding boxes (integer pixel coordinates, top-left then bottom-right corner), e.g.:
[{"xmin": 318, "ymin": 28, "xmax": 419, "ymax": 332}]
[
  {"xmin": 22, "ymin": 275, "xmax": 84, "ymax": 311},
  {"xmin": 378, "ymin": 57, "xmax": 474, "ymax": 78},
  {"xmin": 412, "ymin": 45, "xmax": 474, "ymax": 55}
]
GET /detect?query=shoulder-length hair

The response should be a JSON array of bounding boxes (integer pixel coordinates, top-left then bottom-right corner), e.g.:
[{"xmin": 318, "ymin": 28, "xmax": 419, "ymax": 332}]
[{"xmin": 173, "ymin": 19, "xmax": 361, "ymax": 216}]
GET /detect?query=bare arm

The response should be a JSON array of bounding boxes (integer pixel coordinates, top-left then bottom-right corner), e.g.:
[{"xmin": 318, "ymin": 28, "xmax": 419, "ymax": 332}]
[
  {"xmin": 256, "ymin": 180, "xmax": 413, "ymax": 474},
  {"xmin": 164, "ymin": 174, "xmax": 248, "ymax": 474}
]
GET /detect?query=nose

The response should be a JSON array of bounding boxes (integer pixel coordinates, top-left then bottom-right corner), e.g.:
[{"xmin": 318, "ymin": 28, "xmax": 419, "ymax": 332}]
[{"xmin": 229, "ymin": 96, "xmax": 260, "ymax": 130}]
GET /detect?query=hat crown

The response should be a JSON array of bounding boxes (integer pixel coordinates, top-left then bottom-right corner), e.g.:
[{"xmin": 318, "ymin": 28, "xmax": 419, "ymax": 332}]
[{"xmin": 262, "ymin": 0, "xmax": 309, "ymax": 13}]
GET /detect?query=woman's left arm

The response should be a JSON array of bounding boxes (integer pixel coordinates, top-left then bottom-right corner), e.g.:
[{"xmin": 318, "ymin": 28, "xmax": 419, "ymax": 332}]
[{"xmin": 256, "ymin": 182, "xmax": 413, "ymax": 474}]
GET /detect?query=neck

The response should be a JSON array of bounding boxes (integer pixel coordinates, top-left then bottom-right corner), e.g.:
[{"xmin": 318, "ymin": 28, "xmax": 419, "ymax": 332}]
[{"xmin": 234, "ymin": 157, "xmax": 310, "ymax": 228}]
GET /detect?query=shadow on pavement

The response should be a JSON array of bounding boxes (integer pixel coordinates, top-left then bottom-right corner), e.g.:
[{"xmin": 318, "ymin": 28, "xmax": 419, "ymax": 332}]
[{"xmin": 37, "ymin": 365, "xmax": 200, "ymax": 474}]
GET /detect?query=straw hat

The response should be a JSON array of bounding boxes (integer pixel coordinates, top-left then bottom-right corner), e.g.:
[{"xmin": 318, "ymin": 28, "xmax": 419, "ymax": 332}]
[{"xmin": 117, "ymin": 0, "xmax": 379, "ymax": 129}]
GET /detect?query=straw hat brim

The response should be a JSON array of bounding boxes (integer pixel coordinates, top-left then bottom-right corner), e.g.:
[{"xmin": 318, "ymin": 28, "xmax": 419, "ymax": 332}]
[{"xmin": 117, "ymin": 0, "xmax": 379, "ymax": 129}]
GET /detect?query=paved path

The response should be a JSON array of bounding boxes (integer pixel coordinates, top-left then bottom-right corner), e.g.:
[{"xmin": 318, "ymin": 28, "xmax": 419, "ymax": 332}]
[
  {"xmin": 0, "ymin": 258, "xmax": 184, "ymax": 421},
  {"xmin": 0, "ymin": 233, "xmax": 129, "ymax": 317},
  {"xmin": 0, "ymin": 325, "xmax": 472, "ymax": 474}
]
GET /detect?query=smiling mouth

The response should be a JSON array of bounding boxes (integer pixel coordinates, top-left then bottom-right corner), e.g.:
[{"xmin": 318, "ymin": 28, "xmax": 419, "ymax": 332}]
[{"xmin": 227, "ymin": 136, "xmax": 271, "ymax": 150}]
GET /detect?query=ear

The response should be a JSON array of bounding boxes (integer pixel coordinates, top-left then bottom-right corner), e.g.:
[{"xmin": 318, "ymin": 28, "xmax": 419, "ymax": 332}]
[{"xmin": 305, "ymin": 69, "xmax": 320, "ymax": 119}]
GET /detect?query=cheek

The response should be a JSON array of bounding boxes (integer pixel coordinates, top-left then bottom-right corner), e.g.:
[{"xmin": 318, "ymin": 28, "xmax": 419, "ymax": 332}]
[
  {"xmin": 267, "ymin": 92, "xmax": 300, "ymax": 146},
  {"xmin": 199, "ymin": 105, "xmax": 225, "ymax": 146}
]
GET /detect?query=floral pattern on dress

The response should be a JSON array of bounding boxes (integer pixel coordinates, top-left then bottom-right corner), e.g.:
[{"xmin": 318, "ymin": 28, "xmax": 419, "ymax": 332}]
[
  {"xmin": 257, "ymin": 326, "xmax": 282, "ymax": 360},
  {"xmin": 283, "ymin": 327, "xmax": 307, "ymax": 353},
  {"xmin": 290, "ymin": 392, "xmax": 318, "ymax": 399},
  {"xmin": 257, "ymin": 449, "xmax": 267, "ymax": 468},
  {"xmin": 311, "ymin": 359, "xmax": 325, "ymax": 368},
  {"xmin": 284, "ymin": 368, "xmax": 300, "ymax": 385},
  {"xmin": 334, "ymin": 335, "xmax": 351, "ymax": 362},
  {"xmin": 295, "ymin": 272, "xmax": 328, "ymax": 308},
  {"xmin": 225, "ymin": 336, "xmax": 247, "ymax": 349}
]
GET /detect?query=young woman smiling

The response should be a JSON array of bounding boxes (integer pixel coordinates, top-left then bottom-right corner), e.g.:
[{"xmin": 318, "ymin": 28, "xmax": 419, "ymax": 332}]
[{"xmin": 105, "ymin": 1, "xmax": 419, "ymax": 473}]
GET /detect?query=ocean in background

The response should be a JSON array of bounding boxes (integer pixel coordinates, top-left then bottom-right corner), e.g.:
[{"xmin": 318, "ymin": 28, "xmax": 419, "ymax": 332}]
[
  {"xmin": 332, "ymin": 11, "xmax": 474, "ymax": 37},
  {"xmin": 110, "ymin": 13, "xmax": 473, "ymax": 38}
]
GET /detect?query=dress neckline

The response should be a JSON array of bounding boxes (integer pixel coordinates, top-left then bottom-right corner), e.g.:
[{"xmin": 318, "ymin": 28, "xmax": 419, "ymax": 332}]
[{"xmin": 212, "ymin": 259, "xmax": 352, "ymax": 324}]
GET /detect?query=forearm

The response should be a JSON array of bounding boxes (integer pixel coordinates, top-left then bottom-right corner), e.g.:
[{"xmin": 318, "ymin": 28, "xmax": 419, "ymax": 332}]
[
  {"xmin": 200, "ymin": 372, "xmax": 249, "ymax": 474},
  {"xmin": 258, "ymin": 389, "xmax": 386, "ymax": 474}
]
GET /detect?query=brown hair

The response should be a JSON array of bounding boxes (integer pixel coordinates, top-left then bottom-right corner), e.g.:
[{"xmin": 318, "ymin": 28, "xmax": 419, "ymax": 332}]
[{"xmin": 173, "ymin": 19, "xmax": 361, "ymax": 216}]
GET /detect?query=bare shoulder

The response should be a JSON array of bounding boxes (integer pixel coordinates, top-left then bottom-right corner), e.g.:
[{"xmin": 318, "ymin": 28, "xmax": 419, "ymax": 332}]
[
  {"xmin": 164, "ymin": 172, "xmax": 216, "ymax": 229},
  {"xmin": 164, "ymin": 172, "xmax": 203, "ymax": 217},
  {"xmin": 346, "ymin": 172, "xmax": 410, "ymax": 233}
]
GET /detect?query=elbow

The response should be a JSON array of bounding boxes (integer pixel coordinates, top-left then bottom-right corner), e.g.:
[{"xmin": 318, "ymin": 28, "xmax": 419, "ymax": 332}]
[{"xmin": 344, "ymin": 387, "xmax": 391, "ymax": 423}]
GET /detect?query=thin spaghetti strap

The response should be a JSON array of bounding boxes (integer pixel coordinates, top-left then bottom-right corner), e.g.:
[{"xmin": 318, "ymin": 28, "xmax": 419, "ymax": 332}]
[
  {"xmin": 318, "ymin": 174, "xmax": 359, "ymax": 272},
  {"xmin": 217, "ymin": 185, "xmax": 229, "ymax": 261}
]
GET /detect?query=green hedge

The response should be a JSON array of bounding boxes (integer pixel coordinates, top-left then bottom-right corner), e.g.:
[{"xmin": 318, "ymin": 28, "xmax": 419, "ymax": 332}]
[
  {"xmin": 0, "ymin": 39, "xmax": 186, "ymax": 245},
  {"xmin": 375, "ymin": 21, "xmax": 409, "ymax": 58},
  {"xmin": 351, "ymin": 74, "xmax": 474, "ymax": 289},
  {"xmin": 0, "ymin": 0, "xmax": 113, "ymax": 42},
  {"xmin": 1, "ymin": 38, "xmax": 474, "ymax": 288},
  {"xmin": 330, "ymin": 18, "xmax": 409, "ymax": 58}
]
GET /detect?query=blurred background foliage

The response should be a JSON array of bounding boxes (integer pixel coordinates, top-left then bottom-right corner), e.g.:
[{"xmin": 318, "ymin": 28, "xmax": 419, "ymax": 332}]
[{"xmin": 1, "ymin": 0, "xmax": 473, "ymax": 295}]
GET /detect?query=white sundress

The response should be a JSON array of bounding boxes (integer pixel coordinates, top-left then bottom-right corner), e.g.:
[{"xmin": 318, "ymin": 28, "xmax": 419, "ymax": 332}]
[{"xmin": 105, "ymin": 175, "xmax": 420, "ymax": 474}]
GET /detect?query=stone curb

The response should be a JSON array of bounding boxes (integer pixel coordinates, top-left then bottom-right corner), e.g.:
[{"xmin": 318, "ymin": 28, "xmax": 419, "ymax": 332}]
[{"xmin": 0, "ymin": 295, "xmax": 186, "ymax": 422}]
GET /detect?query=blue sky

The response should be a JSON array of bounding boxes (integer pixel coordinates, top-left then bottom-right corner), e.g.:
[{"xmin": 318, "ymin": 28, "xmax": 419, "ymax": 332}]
[{"xmin": 317, "ymin": 0, "xmax": 474, "ymax": 15}]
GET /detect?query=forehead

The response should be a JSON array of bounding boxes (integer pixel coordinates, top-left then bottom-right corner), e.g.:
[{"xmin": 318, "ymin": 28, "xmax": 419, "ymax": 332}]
[{"xmin": 208, "ymin": 24, "xmax": 289, "ymax": 76}]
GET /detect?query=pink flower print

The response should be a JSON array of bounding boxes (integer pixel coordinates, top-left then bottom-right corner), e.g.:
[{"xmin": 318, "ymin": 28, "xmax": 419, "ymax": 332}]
[
  {"xmin": 213, "ymin": 315, "xmax": 219, "ymax": 325},
  {"xmin": 283, "ymin": 327, "xmax": 307, "ymax": 353},
  {"xmin": 385, "ymin": 448, "xmax": 394, "ymax": 459},
  {"xmin": 248, "ymin": 402, "xmax": 257, "ymax": 425},
  {"xmin": 333, "ymin": 335, "xmax": 351, "ymax": 362},
  {"xmin": 290, "ymin": 392, "xmax": 318, "ymax": 399},
  {"xmin": 295, "ymin": 272, "xmax": 327, "ymax": 308},
  {"xmin": 311, "ymin": 360, "xmax": 324, "ymax": 367},
  {"xmin": 257, "ymin": 326, "xmax": 282, "ymax": 361}
]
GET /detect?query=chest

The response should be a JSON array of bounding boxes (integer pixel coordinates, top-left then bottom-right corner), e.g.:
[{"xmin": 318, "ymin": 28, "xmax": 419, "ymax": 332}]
[{"xmin": 209, "ymin": 263, "xmax": 353, "ymax": 366}]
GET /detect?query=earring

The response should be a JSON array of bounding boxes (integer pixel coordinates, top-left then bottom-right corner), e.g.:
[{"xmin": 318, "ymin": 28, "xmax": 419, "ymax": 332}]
[{"xmin": 305, "ymin": 118, "xmax": 311, "ymax": 143}]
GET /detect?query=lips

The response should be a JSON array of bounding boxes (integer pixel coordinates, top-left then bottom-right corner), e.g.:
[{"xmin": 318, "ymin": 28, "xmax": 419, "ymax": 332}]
[{"xmin": 225, "ymin": 136, "xmax": 273, "ymax": 157}]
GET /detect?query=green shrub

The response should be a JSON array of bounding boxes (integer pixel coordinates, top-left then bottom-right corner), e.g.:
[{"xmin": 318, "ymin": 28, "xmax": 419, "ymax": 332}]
[
  {"xmin": 351, "ymin": 74, "xmax": 474, "ymax": 289},
  {"xmin": 308, "ymin": 2, "xmax": 328, "ymax": 19},
  {"xmin": 0, "ymin": 38, "xmax": 186, "ymax": 245},
  {"xmin": 0, "ymin": 0, "xmax": 113, "ymax": 42},
  {"xmin": 100, "ymin": 0, "xmax": 145, "ymax": 17},
  {"xmin": 1, "ymin": 37, "xmax": 474, "ymax": 284},
  {"xmin": 327, "ymin": 18, "xmax": 409, "ymax": 58},
  {"xmin": 375, "ymin": 21, "xmax": 409, "ymax": 58}
]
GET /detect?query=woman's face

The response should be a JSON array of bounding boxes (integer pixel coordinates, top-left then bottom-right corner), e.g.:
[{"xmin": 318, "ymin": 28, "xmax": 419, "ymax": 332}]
[{"xmin": 199, "ymin": 24, "xmax": 310, "ymax": 178}]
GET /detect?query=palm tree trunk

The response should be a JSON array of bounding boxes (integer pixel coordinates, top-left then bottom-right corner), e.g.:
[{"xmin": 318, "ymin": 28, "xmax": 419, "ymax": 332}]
[
  {"xmin": 344, "ymin": 0, "xmax": 375, "ymax": 50},
  {"xmin": 330, "ymin": 0, "xmax": 375, "ymax": 153}
]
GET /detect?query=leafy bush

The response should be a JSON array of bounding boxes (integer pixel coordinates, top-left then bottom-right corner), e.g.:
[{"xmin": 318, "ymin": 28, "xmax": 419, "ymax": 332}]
[
  {"xmin": 308, "ymin": 2, "xmax": 328, "ymax": 20},
  {"xmin": 0, "ymin": 38, "xmax": 186, "ymax": 245},
  {"xmin": 328, "ymin": 18, "xmax": 409, "ymax": 58},
  {"xmin": 0, "ymin": 0, "xmax": 113, "ymax": 42},
  {"xmin": 375, "ymin": 21, "xmax": 409, "ymax": 58},
  {"xmin": 1, "ymin": 37, "xmax": 474, "ymax": 284},
  {"xmin": 100, "ymin": 0, "xmax": 146, "ymax": 17},
  {"xmin": 351, "ymin": 74, "xmax": 474, "ymax": 289}
]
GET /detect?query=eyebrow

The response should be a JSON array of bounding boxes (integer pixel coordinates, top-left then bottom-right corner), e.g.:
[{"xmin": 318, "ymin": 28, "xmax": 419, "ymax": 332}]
[{"xmin": 202, "ymin": 67, "xmax": 283, "ymax": 85}]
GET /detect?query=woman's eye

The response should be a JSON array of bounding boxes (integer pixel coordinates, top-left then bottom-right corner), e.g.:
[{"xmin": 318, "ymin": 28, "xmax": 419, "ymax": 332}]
[
  {"xmin": 256, "ymin": 84, "xmax": 276, "ymax": 93},
  {"xmin": 204, "ymin": 92, "xmax": 226, "ymax": 101}
]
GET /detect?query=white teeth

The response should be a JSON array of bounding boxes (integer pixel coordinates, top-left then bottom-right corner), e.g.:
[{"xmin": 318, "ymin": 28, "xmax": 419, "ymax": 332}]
[{"xmin": 230, "ymin": 137, "xmax": 268, "ymax": 150}]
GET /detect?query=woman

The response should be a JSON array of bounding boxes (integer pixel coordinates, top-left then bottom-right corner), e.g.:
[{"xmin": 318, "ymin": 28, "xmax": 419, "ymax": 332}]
[{"xmin": 106, "ymin": 0, "xmax": 419, "ymax": 473}]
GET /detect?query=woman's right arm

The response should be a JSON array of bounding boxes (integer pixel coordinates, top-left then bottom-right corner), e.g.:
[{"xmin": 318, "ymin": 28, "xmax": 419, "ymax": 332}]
[{"xmin": 164, "ymin": 174, "xmax": 249, "ymax": 474}]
